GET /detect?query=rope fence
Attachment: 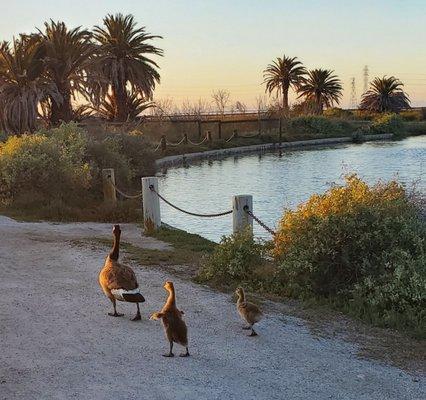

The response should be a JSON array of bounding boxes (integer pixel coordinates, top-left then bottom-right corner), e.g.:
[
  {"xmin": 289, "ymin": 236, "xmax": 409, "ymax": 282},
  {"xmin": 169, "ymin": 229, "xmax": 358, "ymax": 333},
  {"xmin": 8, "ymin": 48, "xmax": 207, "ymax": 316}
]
[
  {"xmin": 108, "ymin": 178, "xmax": 143, "ymax": 199},
  {"xmin": 103, "ymin": 170, "xmax": 276, "ymax": 238},
  {"xmin": 244, "ymin": 206, "xmax": 276, "ymax": 236},
  {"xmin": 149, "ymin": 185, "xmax": 232, "ymax": 218}
]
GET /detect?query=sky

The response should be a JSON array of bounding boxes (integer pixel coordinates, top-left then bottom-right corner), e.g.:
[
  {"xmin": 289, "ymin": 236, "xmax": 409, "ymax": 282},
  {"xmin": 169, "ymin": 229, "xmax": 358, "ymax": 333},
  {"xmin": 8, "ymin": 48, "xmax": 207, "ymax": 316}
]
[{"xmin": 2, "ymin": 0, "xmax": 426, "ymax": 109}]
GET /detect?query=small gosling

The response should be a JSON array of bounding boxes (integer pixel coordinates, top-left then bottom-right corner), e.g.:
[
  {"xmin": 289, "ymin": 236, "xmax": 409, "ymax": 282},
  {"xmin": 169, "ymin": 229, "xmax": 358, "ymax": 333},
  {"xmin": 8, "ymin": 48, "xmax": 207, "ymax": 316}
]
[
  {"xmin": 150, "ymin": 281, "xmax": 189, "ymax": 357},
  {"xmin": 235, "ymin": 287, "xmax": 263, "ymax": 336}
]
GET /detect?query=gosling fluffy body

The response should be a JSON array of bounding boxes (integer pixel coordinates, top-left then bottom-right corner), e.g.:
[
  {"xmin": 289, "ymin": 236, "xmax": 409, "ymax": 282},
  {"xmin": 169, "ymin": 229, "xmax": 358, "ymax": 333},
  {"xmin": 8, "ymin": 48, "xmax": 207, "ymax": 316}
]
[
  {"xmin": 150, "ymin": 281, "xmax": 189, "ymax": 357},
  {"xmin": 235, "ymin": 287, "xmax": 263, "ymax": 336}
]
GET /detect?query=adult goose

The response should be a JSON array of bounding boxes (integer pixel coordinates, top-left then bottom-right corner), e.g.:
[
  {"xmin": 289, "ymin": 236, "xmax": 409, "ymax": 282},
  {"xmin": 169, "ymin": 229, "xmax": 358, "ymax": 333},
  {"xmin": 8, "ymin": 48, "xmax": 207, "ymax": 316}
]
[{"xmin": 99, "ymin": 225, "xmax": 145, "ymax": 320}]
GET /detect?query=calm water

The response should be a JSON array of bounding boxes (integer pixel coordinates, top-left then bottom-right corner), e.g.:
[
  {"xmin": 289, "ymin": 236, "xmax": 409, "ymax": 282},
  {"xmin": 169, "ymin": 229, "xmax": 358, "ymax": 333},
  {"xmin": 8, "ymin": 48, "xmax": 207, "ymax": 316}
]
[{"xmin": 157, "ymin": 136, "xmax": 425, "ymax": 242}]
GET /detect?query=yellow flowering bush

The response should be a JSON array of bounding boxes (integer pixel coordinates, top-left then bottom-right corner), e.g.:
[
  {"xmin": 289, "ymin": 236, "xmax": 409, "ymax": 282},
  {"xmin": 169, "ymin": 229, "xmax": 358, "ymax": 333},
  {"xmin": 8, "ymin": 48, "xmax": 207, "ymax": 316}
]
[{"xmin": 274, "ymin": 175, "xmax": 425, "ymax": 335}]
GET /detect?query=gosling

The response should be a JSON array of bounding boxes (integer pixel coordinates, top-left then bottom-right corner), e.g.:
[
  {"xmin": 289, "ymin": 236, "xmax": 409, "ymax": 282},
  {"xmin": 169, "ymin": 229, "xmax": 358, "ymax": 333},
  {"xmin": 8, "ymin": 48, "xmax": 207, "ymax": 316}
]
[
  {"xmin": 150, "ymin": 281, "xmax": 189, "ymax": 357},
  {"xmin": 235, "ymin": 287, "xmax": 263, "ymax": 336}
]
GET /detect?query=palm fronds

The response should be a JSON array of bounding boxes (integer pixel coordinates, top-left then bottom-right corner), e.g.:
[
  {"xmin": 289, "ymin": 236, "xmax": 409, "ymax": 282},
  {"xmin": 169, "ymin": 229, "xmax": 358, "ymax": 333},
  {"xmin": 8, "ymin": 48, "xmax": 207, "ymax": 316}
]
[
  {"xmin": 297, "ymin": 69, "xmax": 342, "ymax": 114},
  {"xmin": 360, "ymin": 76, "xmax": 410, "ymax": 112}
]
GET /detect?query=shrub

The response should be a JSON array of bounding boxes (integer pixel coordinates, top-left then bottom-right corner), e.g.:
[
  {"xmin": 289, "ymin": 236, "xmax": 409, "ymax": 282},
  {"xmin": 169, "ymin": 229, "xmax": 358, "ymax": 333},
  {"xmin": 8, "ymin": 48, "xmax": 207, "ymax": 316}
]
[
  {"xmin": 323, "ymin": 107, "xmax": 352, "ymax": 119},
  {"xmin": 371, "ymin": 113, "xmax": 405, "ymax": 136},
  {"xmin": 399, "ymin": 109, "xmax": 421, "ymax": 121},
  {"xmin": 285, "ymin": 116, "xmax": 355, "ymax": 137},
  {"xmin": 0, "ymin": 123, "xmax": 155, "ymax": 220},
  {"xmin": 197, "ymin": 229, "xmax": 266, "ymax": 286},
  {"xmin": 0, "ymin": 130, "xmax": 91, "ymax": 206},
  {"xmin": 274, "ymin": 175, "xmax": 425, "ymax": 335}
]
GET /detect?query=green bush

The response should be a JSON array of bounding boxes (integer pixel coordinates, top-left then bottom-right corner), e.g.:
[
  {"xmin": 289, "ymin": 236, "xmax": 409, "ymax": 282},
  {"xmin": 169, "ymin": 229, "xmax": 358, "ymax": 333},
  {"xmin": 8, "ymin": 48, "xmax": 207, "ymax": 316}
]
[
  {"xmin": 0, "ymin": 123, "xmax": 155, "ymax": 219},
  {"xmin": 0, "ymin": 129, "xmax": 91, "ymax": 206},
  {"xmin": 323, "ymin": 107, "xmax": 352, "ymax": 119},
  {"xmin": 274, "ymin": 175, "xmax": 426, "ymax": 336},
  {"xmin": 285, "ymin": 116, "xmax": 356, "ymax": 137},
  {"xmin": 399, "ymin": 109, "xmax": 422, "ymax": 121},
  {"xmin": 197, "ymin": 229, "xmax": 266, "ymax": 286},
  {"xmin": 371, "ymin": 113, "xmax": 405, "ymax": 135}
]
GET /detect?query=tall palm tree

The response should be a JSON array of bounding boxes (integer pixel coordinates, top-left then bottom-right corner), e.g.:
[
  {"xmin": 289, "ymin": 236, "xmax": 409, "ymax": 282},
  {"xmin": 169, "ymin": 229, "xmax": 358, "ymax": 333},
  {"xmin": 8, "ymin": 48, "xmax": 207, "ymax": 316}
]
[
  {"xmin": 360, "ymin": 76, "xmax": 410, "ymax": 112},
  {"xmin": 36, "ymin": 20, "xmax": 97, "ymax": 125},
  {"xmin": 93, "ymin": 13, "xmax": 163, "ymax": 121},
  {"xmin": 0, "ymin": 36, "xmax": 60, "ymax": 134},
  {"xmin": 297, "ymin": 69, "xmax": 343, "ymax": 114},
  {"xmin": 263, "ymin": 55, "xmax": 306, "ymax": 112}
]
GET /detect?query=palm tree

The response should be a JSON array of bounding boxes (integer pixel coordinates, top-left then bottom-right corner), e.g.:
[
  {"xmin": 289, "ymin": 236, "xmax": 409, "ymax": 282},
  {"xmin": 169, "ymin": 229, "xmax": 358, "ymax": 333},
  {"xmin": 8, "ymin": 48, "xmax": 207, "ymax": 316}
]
[
  {"xmin": 297, "ymin": 69, "xmax": 343, "ymax": 114},
  {"xmin": 360, "ymin": 76, "xmax": 410, "ymax": 112},
  {"xmin": 0, "ymin": 36, "xmax": 60, "ymax": 134},
  {"xmin": 93, "ymin": 13, "xmax": 163, "ymax": 121},
  {"xmin": 263, "ymin": 55, "xmax": 306, "ymax": 112},
  {"xmin": 36, "ymin": 20, "xmax": 97, "ymax": 125},
  {"xmin": 97, "ymin": 92, "xmax": 154, "ymax": 121}
]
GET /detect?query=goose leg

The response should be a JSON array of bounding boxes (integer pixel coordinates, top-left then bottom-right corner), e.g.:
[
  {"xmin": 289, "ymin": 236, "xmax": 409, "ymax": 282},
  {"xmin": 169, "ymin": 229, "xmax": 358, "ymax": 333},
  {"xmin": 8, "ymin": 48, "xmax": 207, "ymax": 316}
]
[
  {"xmin": 249, "ymin": 326, "xmax": 258, "ymax": 337},
  {"xmin": 242, "ymin": 325, "xmax": 251, "ymax": 330},
  {"xmin": 180, "ymin": 347, "xmax": 190, "ymax": 357},
  {"xmin": 108, "ymin": 298, "xmax": 124, "ymax": 317},
  {"xmin": 163, "ymin": 342, "xmax": 174, "ymax": 357},
  {"xmin": 131, "ymin": 303, "xmax": 141, "ymax": 321}
]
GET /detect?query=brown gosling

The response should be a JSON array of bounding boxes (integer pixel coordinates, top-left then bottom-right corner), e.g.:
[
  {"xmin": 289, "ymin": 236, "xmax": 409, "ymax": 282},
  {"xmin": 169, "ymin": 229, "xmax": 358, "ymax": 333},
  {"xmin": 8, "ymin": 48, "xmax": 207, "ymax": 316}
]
[
  {"xmin": 98, "ymin": 225, "xmax": 145, "ymax": 320},
  {"xmin": 150, "ymin": 281, "xmax": 189, "ymax": 357},
  {"xmin": 235, "ymin": 287, "xmax": 263, "ymax": 336}
]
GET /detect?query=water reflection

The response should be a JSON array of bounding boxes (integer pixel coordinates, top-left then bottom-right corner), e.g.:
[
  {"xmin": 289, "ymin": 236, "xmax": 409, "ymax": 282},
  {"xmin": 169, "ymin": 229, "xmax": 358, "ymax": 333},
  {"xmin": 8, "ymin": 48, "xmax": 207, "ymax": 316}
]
[{"xmin": 158, "ymin": 136, "xmax": 425, "ymax": 242}]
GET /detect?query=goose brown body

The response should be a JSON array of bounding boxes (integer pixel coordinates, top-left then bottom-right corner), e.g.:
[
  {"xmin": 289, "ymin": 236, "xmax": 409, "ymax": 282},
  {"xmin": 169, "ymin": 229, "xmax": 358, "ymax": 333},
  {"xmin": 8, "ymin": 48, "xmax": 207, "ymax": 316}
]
[
  {"xmin": 150, "ymin": 281, "xmax": 189, "ymax": 357},
  {"xmin": 235, "ymin": 287, "xmax": 263, "ymax": 336},
  {"xmin": 98, "ymin": 225, "xmax": 145, "ymax": 320}
]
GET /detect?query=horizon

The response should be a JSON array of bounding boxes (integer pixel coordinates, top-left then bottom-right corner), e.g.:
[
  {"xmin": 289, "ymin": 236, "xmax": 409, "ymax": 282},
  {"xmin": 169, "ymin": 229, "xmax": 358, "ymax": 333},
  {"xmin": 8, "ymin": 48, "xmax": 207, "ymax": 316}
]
[{"xmin": 2, "ymin": 0, "xmax": 426, "ymax": 108}]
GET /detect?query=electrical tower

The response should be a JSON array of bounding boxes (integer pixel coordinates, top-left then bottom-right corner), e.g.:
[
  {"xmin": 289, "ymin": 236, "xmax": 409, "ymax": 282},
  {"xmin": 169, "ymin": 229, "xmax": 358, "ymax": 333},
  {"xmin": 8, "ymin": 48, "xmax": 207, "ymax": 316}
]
[
  {"xmin": 363, "ymin": 65, "xmax": 369, "ymax": 94},
  {"xmin": 349, "ymin": 77, "xmax": 357, "ymax": 109}
]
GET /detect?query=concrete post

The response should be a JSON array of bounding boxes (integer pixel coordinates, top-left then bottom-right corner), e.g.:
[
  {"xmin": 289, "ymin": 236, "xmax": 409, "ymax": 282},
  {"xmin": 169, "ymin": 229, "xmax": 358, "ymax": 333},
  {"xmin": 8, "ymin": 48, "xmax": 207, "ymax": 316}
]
[
  {"xmin": 206, "ymin": 130, "xmax": 213, "ymax": 144},
  {"xmin": 232, "ymin": 195, "xmax": 253, "ymax": 235},
  {"xmin": 102, "ymin": 168, "xmax": 117, "ymax": 204},
  {"xmin": 142, "ymin": 177, "xmax": 161, "ymax": 234}
]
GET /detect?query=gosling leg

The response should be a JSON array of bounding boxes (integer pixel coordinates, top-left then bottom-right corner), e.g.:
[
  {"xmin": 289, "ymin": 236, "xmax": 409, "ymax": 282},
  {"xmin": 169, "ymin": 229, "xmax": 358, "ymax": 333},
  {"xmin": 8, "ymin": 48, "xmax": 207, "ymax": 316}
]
[
  {"xmin": 131, "ymin": 303, "xmax": 141, "ymax": 321},
  {"xmin": 108, "ymin": 298, "xmax": 124, "ymax": 317},
  {"xmin": 180, "ymin": 346, "xmax": 190, "ymax": 357},
  {"xmin": 249, "ymin": 326, "xmax": 258, "ymax": 337},
  {"xmin": 163, "ymin": 342, "xmax": 174, "ymax": 357}
]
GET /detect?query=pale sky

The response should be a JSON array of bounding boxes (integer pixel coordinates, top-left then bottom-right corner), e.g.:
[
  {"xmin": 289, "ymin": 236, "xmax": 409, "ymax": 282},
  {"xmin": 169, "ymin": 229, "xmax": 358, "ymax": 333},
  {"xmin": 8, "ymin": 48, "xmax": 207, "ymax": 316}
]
[{"xmin": 2, "ymin": 0, "xmax": 426, "ymax": 109}]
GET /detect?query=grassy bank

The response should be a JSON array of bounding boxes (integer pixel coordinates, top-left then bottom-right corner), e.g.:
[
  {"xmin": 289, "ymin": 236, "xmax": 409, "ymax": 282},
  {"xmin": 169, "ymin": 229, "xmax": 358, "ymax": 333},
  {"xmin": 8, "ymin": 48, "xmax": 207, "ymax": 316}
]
[
  {"xmin": 152, "ymin": 114, "xmax": 426, "ymax": 158},
  {"xmin": 196, "ymin": 176, "xmax": 426, "ymax": 339}
]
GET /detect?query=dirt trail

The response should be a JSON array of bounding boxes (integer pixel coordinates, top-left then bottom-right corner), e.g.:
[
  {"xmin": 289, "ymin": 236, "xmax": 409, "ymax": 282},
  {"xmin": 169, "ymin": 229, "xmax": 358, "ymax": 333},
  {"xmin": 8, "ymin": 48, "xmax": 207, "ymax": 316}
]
[{"xmin": 0, "ymin": 216, "xmax": 424, "ymax": 400}]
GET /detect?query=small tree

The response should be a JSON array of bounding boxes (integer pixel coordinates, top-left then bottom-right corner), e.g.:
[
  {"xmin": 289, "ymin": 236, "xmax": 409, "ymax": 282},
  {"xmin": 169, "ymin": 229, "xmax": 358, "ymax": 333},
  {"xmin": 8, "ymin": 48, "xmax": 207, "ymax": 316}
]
[{"xmin": 211, "ymin": 89, "xmax": 230, "ymax": 116}]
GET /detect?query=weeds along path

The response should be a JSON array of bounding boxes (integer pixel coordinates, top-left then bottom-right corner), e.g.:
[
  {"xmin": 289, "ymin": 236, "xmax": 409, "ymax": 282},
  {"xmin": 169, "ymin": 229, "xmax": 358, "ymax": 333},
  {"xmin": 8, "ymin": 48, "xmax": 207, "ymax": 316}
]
[{"xmin": 0, "ymin": 216, "xmax": 424, "ymax": 400}]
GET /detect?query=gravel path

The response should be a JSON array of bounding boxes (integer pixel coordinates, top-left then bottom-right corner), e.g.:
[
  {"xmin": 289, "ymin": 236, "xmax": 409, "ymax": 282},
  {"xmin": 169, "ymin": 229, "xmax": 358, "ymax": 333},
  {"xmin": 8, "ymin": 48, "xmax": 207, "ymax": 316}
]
[{"xmin": 0, "ymin": 216, "xmax": 424, "ymax": 400}]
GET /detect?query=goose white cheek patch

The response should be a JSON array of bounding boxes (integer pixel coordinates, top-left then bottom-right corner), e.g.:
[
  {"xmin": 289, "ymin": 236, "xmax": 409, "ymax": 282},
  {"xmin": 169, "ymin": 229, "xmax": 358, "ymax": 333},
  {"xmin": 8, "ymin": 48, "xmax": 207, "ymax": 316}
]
[{"xmin": 111, "ymin": 288, "xmax": 140, "ymax": 301}]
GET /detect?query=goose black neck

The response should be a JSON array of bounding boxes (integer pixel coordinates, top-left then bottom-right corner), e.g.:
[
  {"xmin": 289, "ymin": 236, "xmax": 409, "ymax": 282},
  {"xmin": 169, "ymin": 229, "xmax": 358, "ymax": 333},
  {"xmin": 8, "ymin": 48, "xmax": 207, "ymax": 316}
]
[{"xmin": 109, "ymin": 231, "xmax": 121, "ymax": 261}]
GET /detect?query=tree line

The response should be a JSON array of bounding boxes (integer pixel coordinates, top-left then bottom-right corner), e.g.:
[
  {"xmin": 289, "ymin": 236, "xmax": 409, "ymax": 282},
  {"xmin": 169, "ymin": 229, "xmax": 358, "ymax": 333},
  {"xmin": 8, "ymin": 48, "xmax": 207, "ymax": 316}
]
[{"xmin": 0, "ymin": 14, "xmax": 411, "ymax": 135}]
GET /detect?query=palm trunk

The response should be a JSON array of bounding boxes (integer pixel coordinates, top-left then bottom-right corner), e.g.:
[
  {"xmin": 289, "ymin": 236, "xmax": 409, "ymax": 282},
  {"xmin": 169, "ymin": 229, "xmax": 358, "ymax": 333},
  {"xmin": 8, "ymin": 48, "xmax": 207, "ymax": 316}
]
[
  {"xmin": 282, "ymin": 84, "xmax": 289, "ymax": 114},
  {"xmin": 112, "ymin": 83, "xmax": 128, "ymax": 122},
  {"xmin": 50, "ymin": 83, "xmax": 73, "ymax": 125}
]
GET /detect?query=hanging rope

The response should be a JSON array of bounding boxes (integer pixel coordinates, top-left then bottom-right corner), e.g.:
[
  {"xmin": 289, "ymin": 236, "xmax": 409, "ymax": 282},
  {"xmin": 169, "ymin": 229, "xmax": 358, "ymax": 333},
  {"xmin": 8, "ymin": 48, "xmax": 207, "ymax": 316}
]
[
  {"xmin": 108, "ymin": 178, "xmax": 143, "ymax": 199},
  {"xmin": 188, "ymin": 136, "xmax": 208, "ymax": 146},
  {"xmin": 225, "ymin": 132, "xmax": 236, "ymax": 143},
  {"xmin": 244, "ymin": 206, "xmax": 276, "ymax": 236},
  {"xmin": 168, "ymin": 136, "xmax": 186, "ymax": 147},
  {"xmin": 149, "ymin": 185, "xmax": 232, "ymax": 217}
]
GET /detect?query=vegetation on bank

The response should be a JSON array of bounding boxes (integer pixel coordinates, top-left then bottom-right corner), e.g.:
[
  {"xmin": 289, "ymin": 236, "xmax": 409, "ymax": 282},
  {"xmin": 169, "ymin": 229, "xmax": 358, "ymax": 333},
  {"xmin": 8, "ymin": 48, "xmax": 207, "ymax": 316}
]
[
  {"xmin": 0, "ymin": 123, "xmax": 155, "ymax": 220},
  {"xmin": 198, "ymin": 176, "xmax": 426, "ymax": 338}
]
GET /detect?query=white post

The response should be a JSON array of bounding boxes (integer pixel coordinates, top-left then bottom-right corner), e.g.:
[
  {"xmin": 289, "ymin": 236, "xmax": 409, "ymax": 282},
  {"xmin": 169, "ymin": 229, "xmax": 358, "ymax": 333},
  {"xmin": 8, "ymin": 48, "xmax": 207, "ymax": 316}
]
[
  {"xmin": 233, "ymin": 195, "xmax": 253, "ymax": 235},
  {"xmin": 102, "ymin": 168, "xmax": 117, "ymax": 204},
  {"xmin": 142, "ymin": 177, "xmax": 161, "ymax": 234}
]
